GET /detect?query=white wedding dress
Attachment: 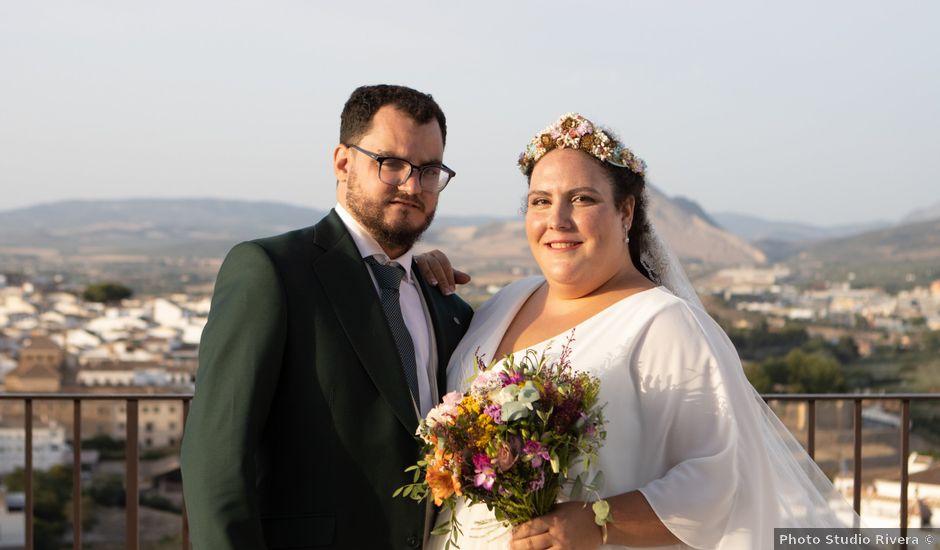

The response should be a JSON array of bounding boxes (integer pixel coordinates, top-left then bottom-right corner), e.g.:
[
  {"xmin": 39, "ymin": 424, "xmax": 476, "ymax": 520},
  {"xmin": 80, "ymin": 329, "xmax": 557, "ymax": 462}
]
[{"xmin": 427, "ymin": 277, "xmax": 855, "ymax": 550}]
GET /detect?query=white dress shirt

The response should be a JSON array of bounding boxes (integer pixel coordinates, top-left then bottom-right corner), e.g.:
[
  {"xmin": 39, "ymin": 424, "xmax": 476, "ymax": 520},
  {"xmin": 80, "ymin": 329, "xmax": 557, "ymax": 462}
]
[{"xmin": 334, "ymin": 204, "xmax": 437, "ymax": 417}]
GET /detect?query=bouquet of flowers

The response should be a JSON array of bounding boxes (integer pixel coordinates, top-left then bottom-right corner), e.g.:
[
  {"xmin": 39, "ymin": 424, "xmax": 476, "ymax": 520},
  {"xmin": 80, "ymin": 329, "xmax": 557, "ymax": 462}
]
[{"xmin": 395, "ymin": 334, "xmax": 611, "ymax": 548}]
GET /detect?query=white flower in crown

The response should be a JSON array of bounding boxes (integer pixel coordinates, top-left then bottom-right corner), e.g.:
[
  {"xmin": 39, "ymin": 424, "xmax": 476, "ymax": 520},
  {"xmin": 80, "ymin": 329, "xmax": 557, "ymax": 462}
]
[{"xmin": 518, "ymin": 112, "xmax": 646, "ymax": 177}]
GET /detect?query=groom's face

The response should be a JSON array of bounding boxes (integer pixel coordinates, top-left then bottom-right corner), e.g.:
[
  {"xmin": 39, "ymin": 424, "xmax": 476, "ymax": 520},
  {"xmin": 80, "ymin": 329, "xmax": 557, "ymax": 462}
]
[{"xmin": 334, "ymin": 105, "xmax": 443, "ymax": 258}]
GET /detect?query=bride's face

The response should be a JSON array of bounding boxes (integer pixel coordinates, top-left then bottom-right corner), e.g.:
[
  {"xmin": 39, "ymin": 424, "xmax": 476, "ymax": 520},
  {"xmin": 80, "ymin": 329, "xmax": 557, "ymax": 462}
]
[{"xmin": 526, "ymin": 148, "xmax": 633, "ymax": 296}]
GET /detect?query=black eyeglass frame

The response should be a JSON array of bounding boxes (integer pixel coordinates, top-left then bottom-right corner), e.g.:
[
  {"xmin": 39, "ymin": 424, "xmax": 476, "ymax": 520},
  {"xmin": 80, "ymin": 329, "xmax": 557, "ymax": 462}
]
[{"xmin": 346, "ymin": 144, "xmax": 456, "ymax": 192}]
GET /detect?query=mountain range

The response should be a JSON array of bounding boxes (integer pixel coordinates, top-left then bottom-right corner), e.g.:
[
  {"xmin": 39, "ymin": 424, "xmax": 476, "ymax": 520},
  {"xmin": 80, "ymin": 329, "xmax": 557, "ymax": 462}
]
[
  {"xmin": 1, "ymin": 196, "xmax": 937, "ymax": 276},
  {"xmin": 0, "ymin": 192, "xmax": 764, "ymax": 267}
]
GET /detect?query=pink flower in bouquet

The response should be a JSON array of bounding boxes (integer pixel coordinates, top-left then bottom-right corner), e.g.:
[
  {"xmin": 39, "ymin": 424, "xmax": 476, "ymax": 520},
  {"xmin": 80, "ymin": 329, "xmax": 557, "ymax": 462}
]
[
  {"xmin": 425, "ymin": 391, "xmax": 463, "ymax": 429},
  {"xmin": 472, "ymin": 453, "xmax": 496, "ymax": 491},
  {"xmin": 494, "ymin": 441, "xmax": 517, "ymax": 471},
  {"xmin": 499, "ymin": 371, "xmax": 524, "ymax": 386},
  {"xmin": 523, "ymin": 440, "xmax": 551, "ymax": 468},
  {"xmin": 470, "ymin": 370, "xmax": 501, "ymax": 392}
]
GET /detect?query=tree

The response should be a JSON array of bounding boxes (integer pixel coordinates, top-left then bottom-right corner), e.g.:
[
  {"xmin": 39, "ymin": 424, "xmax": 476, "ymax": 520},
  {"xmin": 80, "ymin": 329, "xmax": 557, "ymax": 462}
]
[
  {"xmin": 787, "ymin": 349, "xmax": 845, "ymax": 393},
  {"xmin": 82, "ymin": 282, "xmax": 133, "ymax": 303},
  {"xmin": 746, "ymin": 349, "xmax": 845, "ymax": 394}
]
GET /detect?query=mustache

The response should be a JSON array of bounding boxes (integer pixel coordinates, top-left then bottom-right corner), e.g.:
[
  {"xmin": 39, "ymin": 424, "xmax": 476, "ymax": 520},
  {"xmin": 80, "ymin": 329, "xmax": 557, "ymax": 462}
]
[{"xmin": 386, "ymin": 194, "xmax": 425, "ymax": 212}]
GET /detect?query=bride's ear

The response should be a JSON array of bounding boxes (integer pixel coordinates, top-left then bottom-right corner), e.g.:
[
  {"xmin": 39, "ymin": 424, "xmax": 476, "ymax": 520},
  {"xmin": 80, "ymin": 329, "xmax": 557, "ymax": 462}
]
[{"xmin": 620, "ymin": 195, "xmax": 636, "ymax": 228}]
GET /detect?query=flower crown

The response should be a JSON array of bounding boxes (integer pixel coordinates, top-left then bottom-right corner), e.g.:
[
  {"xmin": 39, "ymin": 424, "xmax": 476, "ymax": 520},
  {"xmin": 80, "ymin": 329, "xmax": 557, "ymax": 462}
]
[{"xmin": 517, "ymin": 113, "xmax": 647, "ymax": 177}]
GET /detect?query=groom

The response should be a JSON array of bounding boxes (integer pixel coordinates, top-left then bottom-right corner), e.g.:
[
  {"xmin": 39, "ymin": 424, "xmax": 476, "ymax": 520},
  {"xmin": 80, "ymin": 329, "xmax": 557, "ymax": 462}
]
[{"xmin": 181, "ymin": 84, "xmax": 473, "ymax": 549}]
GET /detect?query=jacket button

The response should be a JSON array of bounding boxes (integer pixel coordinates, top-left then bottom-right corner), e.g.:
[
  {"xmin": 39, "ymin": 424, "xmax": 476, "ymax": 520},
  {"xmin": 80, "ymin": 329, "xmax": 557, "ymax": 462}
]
[{"xmin": 406, "ymin": 536, "xmax": 420, "ymax": 548}]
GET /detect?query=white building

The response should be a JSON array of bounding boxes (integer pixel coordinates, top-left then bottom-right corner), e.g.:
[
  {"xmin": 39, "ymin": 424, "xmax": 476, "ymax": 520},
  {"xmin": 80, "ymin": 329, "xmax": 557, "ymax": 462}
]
[{"xmin": 0, "ymin": 421, "xmax": 70, "ymax": 475}]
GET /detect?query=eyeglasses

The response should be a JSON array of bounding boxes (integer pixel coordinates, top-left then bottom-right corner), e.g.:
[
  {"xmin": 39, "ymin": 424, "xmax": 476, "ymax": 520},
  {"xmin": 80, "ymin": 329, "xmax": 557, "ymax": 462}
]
[{"xmin": 346, "ymin": 144, "xmax": 455, "ymax": 192}]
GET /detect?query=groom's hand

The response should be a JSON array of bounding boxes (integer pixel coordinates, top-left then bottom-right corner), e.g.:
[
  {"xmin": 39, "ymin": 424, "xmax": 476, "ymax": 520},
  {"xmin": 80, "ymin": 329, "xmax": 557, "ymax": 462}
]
[{"xmin": 415, "ymin": 249, "xmax": 471, "ymax": 296}]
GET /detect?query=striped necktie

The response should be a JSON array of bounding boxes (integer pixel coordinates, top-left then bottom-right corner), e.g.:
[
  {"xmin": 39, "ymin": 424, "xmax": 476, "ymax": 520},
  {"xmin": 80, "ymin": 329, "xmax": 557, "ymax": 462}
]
[{"xmin": 365, "ymin": 256, "xmax": 420, "ymax": 404}]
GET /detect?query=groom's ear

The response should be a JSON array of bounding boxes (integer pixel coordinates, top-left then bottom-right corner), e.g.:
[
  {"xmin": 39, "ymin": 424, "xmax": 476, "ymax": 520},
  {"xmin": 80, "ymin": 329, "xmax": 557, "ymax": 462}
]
[{"xmin": 333, "ymin": 144, "xmax": 351, "ymax": 186}]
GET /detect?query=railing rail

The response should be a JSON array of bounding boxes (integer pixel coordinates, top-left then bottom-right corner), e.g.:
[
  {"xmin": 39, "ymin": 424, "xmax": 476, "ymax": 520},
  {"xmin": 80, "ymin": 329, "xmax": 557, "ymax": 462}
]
[{"xmin": 1, "ymin": 392, "xmax": 937, "ymax": 548}]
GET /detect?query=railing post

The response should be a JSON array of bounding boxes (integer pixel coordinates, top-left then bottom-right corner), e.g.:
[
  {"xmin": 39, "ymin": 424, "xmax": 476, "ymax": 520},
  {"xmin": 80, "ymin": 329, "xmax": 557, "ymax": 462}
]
[
  {"xmin": 900, "ymin": 400, "xmax": 910, "ymax": 534},
  {"xmin": 126, "ymin": 399, "xmax": 140, "ymax": 550},
  {"xmin": 182, "ymin": 397, "xmax": 191, "ymax": 550},
  {"xmin": 807, "ymin": 399, "xmax": 816, "ymax": 460},
  {"xmin": 73, "ymin": 399, "xmax": 82, "ymax": 549},
  {"xmin": 853, "ymin": 398, "xmax": 863, "ymax": 515},
  {"xmin": 25, "ymin": 399, "xmax": 34, "ymax": 550}
]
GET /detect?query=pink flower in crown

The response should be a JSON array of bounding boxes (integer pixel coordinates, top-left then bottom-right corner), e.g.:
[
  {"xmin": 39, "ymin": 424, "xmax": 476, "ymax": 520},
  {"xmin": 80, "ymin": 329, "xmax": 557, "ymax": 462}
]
[
  {"xmin": 576, "ymin": 120, "xmax": 593, "ymax": 135},
  {"xmin": 472, "ymin": 453, "xmax": 496, "ymax": 491}
]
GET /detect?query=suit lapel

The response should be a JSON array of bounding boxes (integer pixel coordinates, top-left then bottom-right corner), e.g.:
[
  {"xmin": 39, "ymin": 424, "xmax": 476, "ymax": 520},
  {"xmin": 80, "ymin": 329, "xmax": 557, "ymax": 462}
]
[{"xmin": 312, "ymin": 211, "xmax": 418, "ymax": 434}]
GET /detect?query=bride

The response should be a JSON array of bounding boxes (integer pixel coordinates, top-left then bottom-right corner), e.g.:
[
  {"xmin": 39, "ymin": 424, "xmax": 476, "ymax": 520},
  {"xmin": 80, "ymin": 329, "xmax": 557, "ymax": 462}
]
[{"xmin": 421, "ymin": 113, "xmax": 856, "ymax": 549}]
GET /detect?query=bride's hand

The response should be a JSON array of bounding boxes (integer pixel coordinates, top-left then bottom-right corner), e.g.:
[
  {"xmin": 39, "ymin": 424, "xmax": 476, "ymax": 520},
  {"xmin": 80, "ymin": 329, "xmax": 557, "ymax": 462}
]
[
  {"xmin": 414, "ymin": 249, "xmax": 471, "ymax": 296},
  {"xmin": 510, "ymin": 502, "xmax": 602, "ymax": 550}
]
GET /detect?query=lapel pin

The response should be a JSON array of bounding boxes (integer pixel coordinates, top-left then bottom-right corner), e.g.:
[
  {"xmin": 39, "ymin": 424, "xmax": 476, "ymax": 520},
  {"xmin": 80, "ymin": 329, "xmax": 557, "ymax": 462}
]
[{"xmin": 453, "ymin": 316, "xmax": 461, "ymax": 325}]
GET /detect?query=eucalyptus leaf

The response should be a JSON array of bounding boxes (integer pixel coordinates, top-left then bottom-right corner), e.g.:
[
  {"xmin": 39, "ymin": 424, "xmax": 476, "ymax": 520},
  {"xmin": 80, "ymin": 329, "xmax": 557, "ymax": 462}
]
[
  {"xmin": 593, "ymin": 499, "xmax": 612, "ymax": 525},
  {"xmin": 569, "ymin": 475, "xmax": 585, "ymax": 501}
]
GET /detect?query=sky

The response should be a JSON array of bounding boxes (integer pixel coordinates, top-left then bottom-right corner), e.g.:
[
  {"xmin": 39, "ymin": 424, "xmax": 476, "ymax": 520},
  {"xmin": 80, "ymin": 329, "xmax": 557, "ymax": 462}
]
[{"xmin": 1, "ymin": 1, "xmax": 938, "ymax": 226}]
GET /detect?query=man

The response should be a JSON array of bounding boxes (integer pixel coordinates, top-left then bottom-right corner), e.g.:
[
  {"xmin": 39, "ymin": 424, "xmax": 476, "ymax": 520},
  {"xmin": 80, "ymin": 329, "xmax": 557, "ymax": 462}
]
[{"xmin": 181, "ymin": 84, "xmax": 473, "ymax": 549}]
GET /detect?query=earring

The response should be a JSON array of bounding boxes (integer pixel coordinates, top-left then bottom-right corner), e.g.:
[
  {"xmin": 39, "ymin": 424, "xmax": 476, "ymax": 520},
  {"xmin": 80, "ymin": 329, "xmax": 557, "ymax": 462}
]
[{"xmin": 623, "ymin": 225, "xmax": 630, "ymax": 244}]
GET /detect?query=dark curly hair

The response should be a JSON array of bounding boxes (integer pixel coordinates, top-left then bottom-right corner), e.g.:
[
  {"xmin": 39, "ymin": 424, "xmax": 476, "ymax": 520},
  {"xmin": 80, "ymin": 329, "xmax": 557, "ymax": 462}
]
[
  {"xmin": 340, "ymin": 84, "xmax": 447, "ymax": 146},
  {"xmin": 599, "ymin": 162, "xmax": 654, "ymax": 281}
]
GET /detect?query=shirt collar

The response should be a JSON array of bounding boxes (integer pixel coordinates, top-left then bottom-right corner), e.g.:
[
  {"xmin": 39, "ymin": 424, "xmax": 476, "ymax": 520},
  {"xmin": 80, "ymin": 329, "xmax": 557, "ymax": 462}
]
[{"xmin": 334, "ymin": 203, "xmax": 416, "ymax": 283}]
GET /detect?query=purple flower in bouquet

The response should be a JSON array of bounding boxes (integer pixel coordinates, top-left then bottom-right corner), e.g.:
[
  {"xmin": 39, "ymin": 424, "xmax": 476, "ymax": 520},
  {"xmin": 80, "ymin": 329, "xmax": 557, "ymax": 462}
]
[
  {"xmin": 483, "ymin": 403, "xmax": 503, "ymax": 424},
  {"xmin": 499, "ymin": 370, "xmax": 524, "ymax": 386},
  {"xmin": 472, "ymin": 454, "xmax": 496, "ymax": 491},
  {"xmin": 528, "ymin": 469, "xmax": 545, "ymax": 491},
  {"xmin": 523, "ymin": 440, "xmax": 551, "ymax": 468}
]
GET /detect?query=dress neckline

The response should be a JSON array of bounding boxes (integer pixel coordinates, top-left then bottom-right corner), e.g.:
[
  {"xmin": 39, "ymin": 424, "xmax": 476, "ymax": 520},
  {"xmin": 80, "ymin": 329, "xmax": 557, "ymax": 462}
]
[{"xmin": 493, "ymin": 279, "xmax": 666, "ymax": 361}]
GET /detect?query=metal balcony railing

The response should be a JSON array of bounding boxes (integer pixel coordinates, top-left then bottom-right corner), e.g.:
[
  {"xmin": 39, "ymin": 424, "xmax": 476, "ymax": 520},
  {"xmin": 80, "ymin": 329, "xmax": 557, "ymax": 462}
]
[
  {"xmin": 1, "ymin": 392, "xmax": 938, "ymax": 549},
  {"xmin": 762, "ymin": 393, "xmax": 939, "ymax": 536},
  {"xmin": 0, "ymin": 393, "xmax": 192, "ymax": 550}
]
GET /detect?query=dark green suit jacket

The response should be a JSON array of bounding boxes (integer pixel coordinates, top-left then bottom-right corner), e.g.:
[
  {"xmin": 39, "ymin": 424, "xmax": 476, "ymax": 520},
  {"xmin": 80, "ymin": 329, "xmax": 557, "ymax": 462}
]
[{"xmin": 181, "ymin": 210, "xmax": 473, "ymax": 549}]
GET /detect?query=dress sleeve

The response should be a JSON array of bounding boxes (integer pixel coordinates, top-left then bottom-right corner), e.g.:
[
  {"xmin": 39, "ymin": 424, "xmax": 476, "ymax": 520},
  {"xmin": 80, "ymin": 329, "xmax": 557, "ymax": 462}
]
[{"xmin": 632, "ymin": 301, "xmax": 740, "ymax": 549}]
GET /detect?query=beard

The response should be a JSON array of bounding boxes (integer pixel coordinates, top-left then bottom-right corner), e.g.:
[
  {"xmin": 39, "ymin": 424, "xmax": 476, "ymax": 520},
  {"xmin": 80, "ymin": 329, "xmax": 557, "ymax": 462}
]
[{"xmin": 345, "ymin": 171, "xmax": 436, "ymax": 253}]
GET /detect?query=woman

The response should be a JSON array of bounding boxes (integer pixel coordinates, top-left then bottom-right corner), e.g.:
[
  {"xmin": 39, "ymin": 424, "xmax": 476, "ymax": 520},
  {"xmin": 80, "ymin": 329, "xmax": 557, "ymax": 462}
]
[{"xmin": 422, "ymin": 113, "xmax": 855, "ymax": 549}]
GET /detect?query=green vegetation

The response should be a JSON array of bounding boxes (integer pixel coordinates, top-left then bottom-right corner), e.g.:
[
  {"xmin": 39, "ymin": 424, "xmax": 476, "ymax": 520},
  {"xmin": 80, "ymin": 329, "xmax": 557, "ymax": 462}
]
[
  {"xmin": 4, "ymin": 465, "xmax": 93, "ymax": 550},
  {"xmin": 729, "ymin": 322, "xmax": 809, "ymax": 361},
  {"xmin": 731, "ymin": 318, "xmax": 940, "ymax": 442},
  {"xmin": 82, "ymin": 281, "xmax": 133, "ymax": 303},
  {"xmin": 745, "ymin": 349, "xmax": 845, "ymax": 393},
  {"xmin": 81, "ymin": 434, "xmax": 126, "ymax": 460}
]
